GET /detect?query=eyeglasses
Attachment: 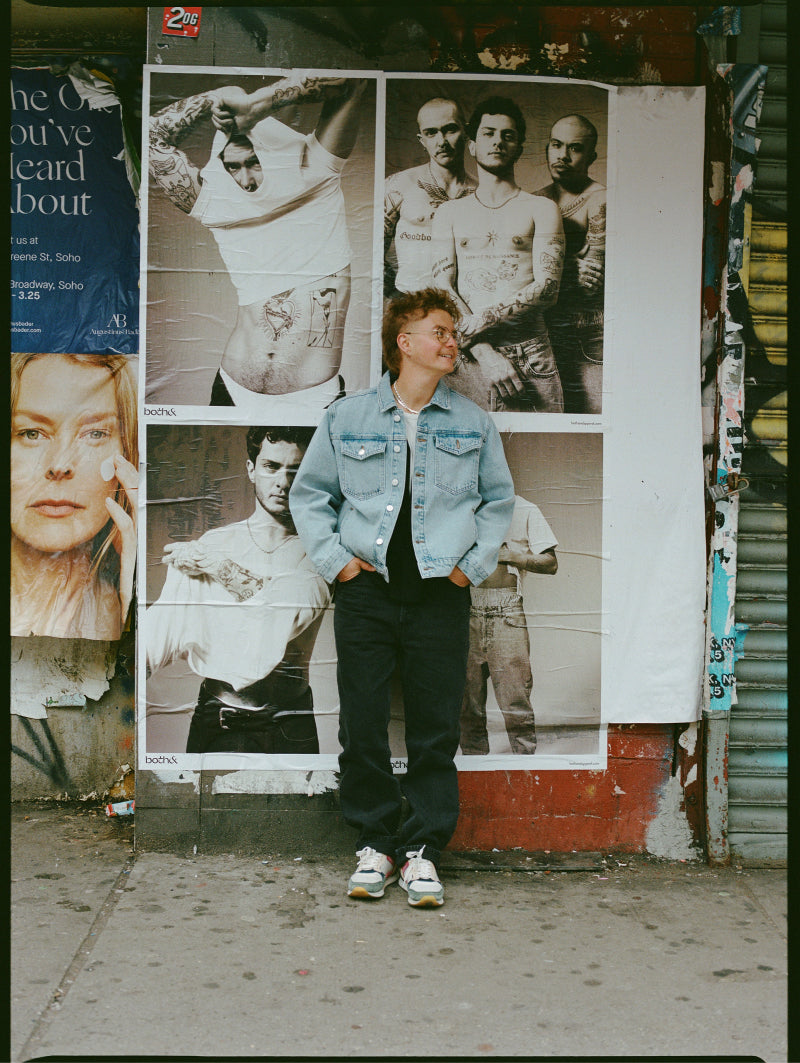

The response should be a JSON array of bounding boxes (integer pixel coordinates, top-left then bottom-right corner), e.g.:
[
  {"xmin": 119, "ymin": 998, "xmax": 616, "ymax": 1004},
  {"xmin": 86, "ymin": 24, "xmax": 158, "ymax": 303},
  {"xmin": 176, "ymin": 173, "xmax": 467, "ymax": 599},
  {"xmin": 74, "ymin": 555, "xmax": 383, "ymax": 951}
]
[{"xmin": 401, "ymin": 327, "xmax": 459, "ymax": 344}]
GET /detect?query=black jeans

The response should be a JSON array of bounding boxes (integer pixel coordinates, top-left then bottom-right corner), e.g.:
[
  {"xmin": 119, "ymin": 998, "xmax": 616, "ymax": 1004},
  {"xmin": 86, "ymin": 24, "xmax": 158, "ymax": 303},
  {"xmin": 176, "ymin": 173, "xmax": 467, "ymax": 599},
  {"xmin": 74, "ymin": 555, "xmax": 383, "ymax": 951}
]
[
  {"xmin": 333, "ymin": 570, "xmax": 471, "ymax": 870},
  {"xmin": 186, "ymin": 679, "xmax": 319, "ymax": 754},
  {"xmin": 209, "ymin": 370, "xmax": 235, "ymax": 406}
]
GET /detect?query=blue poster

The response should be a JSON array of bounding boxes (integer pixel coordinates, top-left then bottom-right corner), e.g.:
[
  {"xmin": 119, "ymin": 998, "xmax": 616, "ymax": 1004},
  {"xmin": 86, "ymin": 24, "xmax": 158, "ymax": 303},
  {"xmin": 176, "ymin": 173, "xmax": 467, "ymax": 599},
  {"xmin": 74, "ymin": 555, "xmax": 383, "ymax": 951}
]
[{"xmin": 10, "ymin": 67, "xmax": 139, "ymax": 354}]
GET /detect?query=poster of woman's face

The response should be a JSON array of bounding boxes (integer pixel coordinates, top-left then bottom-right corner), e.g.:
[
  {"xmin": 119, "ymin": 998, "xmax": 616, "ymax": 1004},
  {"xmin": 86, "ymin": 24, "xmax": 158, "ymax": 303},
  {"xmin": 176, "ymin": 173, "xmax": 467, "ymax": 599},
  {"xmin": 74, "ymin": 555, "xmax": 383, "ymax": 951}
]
[{"xmin": 10, "ymin": 353, "xmax": 139, "ymax": 641}]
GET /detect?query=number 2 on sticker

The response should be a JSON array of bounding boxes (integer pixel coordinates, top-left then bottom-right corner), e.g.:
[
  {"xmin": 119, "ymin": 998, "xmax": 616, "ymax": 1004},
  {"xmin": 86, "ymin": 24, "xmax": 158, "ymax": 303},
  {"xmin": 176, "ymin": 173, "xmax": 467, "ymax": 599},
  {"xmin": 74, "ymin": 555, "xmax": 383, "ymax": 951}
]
[{"xmin": 165, "ymin": 6, "xmax": 198, "ymax": 30}]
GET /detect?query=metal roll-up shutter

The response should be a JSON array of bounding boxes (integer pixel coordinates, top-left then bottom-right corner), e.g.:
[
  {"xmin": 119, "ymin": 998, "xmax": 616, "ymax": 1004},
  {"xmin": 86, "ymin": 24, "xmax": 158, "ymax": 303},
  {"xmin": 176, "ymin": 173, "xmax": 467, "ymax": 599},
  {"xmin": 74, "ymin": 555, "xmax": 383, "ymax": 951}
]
[{"xmin": 729, "ymin": 0, "xmax": 787, "ymax": 864}]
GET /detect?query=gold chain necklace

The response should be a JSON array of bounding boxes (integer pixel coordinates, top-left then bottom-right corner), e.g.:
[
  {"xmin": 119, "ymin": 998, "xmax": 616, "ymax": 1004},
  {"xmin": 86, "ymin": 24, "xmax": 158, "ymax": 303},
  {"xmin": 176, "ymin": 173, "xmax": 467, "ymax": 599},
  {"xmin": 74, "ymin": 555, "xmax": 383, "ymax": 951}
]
[
  {"xmin": 246, "ymin": 518, "xmax": 295, "ymax": 554},
  {"xmin": 474, "ymin": 187, "xmax": 521, "ymax": 210}
]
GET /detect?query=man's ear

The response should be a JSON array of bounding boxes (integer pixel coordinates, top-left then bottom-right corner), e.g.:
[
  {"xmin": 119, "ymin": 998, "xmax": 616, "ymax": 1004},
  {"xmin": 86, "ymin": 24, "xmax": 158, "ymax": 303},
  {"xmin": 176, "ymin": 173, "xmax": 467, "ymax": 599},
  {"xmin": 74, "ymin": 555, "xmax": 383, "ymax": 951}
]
[
  {"xmin": 246, "ymin": 459, "xmax": 255, "ymax": 484},
  {"xmin": 396, "ymin": 332, "xmax": 414, "ymax": 360},
  {"xmin": 468, "ymin": 139, "xmax": 476, "ymax": 159}
]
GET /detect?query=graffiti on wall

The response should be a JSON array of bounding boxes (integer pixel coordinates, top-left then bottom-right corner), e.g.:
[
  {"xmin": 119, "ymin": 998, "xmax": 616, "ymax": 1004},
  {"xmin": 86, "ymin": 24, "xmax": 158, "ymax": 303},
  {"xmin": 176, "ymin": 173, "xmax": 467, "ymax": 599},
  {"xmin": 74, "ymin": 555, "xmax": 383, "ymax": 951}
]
[{"xmin": 705, "ymin": 64, "xmax": 768, "ymax": 713}]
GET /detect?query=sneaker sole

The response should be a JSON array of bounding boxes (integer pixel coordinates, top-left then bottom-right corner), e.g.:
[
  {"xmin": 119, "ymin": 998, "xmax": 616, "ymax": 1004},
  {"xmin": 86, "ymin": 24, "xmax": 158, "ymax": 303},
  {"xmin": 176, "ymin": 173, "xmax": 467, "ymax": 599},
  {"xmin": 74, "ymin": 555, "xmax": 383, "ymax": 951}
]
[
  {"xmin": 348, "ymin": 885, "xmax": 385, "ymax": 899},
  {"xmin": 348, "ymin": 871, "xmax": 399, "ymax": 900},
  {"xmin": 406, "ymin": 892, "xmax": 444, "ymax": 908},
  {"xmin": 399, "ymin": 880, "xmax": 444, "ymax": 907}
]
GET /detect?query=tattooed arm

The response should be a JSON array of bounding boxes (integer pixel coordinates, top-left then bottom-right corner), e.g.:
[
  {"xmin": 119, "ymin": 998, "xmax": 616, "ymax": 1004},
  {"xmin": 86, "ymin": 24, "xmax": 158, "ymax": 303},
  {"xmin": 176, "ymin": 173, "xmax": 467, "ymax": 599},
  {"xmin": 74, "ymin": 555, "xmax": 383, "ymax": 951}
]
[
  {"xmin": 430, "ymin": 203, "xmax": 472, "ymax": 317},
  {"xmin": 314, "ymin": 77, "xmax": 366, "ymax": 160},
  {"xmin": 211, "ymin": 75, "xmax": 365, "ymax": 159},
  {"xmin": 383, "ymin": 175, "xmax": 403, "ymax": 296},
  {"xmin": 498, "ymin": 544, "xmax": 558, "ymax": 575},
  {"xmin": 575, "ymin": 188, "xmax": 606, "ymax": 294},
  {"xmin": 457, "ymin": 198, "xmax": 565, "ymax": 342},
  {"xmin": 148, "ymin": 91, "xmax": 220, "ymax": 213},
  {"xmin": 161, "ymin": 542, "xmax": 263, "ymax": 602}
]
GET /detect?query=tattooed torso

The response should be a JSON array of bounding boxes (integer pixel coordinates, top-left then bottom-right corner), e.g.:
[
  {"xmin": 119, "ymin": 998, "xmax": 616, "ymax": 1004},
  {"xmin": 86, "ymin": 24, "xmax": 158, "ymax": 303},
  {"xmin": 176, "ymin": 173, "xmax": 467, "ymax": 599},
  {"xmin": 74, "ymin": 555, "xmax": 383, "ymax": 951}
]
[
  {"xmin": 535, "ymin": 179, "xmax": 605, "ymax": 306},
  {"xmin": 384, "ymin": 164, "xmax": 475, "ymax": 293},
  {"xmin": 432, "ymin": 190, "xmax": 565, "ymax": 342},
  {"xmin": 220, "ymin": 268, "xmax": 351, "ymax": 393}
]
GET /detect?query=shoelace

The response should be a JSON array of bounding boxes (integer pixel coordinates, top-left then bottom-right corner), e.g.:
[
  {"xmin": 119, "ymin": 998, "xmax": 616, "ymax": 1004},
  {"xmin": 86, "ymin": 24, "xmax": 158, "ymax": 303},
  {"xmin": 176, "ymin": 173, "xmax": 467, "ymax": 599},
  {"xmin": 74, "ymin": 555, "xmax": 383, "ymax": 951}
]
[
  {"xmin": 355, "ymin": 846, "xmax": 388, "ymax": 872},
  {"xmin": 404, "ymin": 847, "xmax": 438, "ymax": 882}
]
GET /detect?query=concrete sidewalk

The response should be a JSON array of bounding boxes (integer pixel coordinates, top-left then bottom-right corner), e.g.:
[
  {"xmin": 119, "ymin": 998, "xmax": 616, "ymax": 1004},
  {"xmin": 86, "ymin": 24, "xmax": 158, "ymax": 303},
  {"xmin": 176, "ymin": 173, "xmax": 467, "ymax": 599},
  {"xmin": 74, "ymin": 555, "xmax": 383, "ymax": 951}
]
[{"xmin": 11, "ymin": 802, "xmax": 787, "ymax": 1062}]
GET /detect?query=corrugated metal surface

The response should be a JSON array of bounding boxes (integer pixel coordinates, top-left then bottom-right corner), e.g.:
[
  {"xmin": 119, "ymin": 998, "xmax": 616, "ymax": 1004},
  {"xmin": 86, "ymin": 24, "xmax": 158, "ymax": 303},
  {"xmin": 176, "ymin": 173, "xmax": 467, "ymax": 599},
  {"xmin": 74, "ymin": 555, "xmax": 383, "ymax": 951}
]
[
  {"xmin": 730, "ymin": 0, "xmax": 787, "ymax": 864},
  {"xmin": 748, "ymin": 1, "xmax": 786, "ymax": 218}
]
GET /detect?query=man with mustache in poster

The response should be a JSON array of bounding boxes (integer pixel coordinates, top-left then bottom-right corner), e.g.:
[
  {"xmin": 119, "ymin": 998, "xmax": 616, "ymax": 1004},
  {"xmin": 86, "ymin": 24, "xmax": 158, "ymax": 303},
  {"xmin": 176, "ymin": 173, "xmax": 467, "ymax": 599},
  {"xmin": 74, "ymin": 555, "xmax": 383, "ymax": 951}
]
[
  {"xmin": 384, "ymin": 97, "xmax": 475, "ymax": 299},
  {"xmin": 535, "ymin": 113, "xmax": 606, "ymax": 414}
]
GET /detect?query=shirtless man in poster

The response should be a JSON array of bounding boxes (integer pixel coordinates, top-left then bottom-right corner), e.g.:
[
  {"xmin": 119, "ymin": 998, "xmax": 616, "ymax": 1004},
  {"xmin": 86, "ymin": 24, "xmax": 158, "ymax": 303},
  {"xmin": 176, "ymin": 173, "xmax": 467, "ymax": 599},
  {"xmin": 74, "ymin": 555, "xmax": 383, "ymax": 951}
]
[
  {"xmin": 383, "ymin": 97, "xmax": 475, "ymax": 299},
  {"xmin": 431, "ymin": 96, "xmax": 565, "ymax": 412},
  {"xmin": 535, "ymin": 114, "xmax": 606, "ymax": 413},
  {"xmin": 147, "ymin": 74, "xmax": 365, "ymax": 410}
]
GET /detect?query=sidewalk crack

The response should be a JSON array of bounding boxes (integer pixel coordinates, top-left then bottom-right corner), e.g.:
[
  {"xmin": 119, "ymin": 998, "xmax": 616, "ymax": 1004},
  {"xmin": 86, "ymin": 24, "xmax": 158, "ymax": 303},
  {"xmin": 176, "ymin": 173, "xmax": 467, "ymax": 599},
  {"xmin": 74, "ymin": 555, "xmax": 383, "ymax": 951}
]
[{"xmin": 17, "ymin": 852, "xmax": 137, "ymax": 1063}]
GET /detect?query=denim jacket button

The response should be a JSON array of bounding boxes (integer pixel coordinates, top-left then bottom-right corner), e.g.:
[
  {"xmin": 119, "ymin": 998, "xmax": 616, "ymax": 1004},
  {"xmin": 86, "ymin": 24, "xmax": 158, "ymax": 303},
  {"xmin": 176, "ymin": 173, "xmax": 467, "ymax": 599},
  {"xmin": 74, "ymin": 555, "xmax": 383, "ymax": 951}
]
[
  {"xmin": 386, "ymin": 504, "xmax": 394, "ymax": 512},
  {"xmin": 376, "ymin": 538, "xmax": 384, "ymax": 545},
  {"xmin": 392, "ymin": 478, "xmax": 399, "ymax": 486},
  {"xmin": 393, "ymin": 444, "xmax": 400, "ymax": 453},
  {"xmin": 394, "ymin": 414, "xmax": 401, "ymax": 422}
]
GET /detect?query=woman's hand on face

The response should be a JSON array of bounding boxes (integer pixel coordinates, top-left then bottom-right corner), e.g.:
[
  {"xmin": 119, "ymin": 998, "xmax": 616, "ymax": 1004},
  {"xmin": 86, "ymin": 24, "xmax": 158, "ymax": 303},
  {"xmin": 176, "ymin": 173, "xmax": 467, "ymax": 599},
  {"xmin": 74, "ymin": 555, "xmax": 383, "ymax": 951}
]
[{"xmin": 105, "ymin": 454, "xmax": 138, "ymax": 621}]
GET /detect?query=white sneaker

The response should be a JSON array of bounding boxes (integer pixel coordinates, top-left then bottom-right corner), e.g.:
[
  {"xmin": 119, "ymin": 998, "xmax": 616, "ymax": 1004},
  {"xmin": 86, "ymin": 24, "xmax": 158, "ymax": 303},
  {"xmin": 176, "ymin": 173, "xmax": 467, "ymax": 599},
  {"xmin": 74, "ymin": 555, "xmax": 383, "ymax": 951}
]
[
  {"xmin": 398, "ymin": 846, "xmax": 444, "ymax": 907},
  {"xmin": 347, "ymin": 847, "xmax": 399, "ymax": 899}
]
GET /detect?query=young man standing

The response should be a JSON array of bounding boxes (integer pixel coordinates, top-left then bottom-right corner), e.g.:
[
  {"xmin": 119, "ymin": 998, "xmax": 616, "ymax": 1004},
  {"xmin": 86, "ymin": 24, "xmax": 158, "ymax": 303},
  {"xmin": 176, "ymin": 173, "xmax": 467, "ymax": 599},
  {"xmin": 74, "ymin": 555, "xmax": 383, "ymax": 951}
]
[
  {"xmin": 290, "ymin": 289, "xmax": 514, "ymax": 907},
  {"xmin": 460, "ymin": 493, "xmax": 558, "ymax": 756}
]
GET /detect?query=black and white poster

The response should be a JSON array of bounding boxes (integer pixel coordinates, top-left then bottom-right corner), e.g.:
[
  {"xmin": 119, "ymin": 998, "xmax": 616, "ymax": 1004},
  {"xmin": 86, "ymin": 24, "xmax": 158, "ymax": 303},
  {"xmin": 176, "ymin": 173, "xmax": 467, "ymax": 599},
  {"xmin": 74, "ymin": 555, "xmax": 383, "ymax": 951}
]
[{"xmin": 139, "ymin": 66, "xmax": 707, "ymax": 773}]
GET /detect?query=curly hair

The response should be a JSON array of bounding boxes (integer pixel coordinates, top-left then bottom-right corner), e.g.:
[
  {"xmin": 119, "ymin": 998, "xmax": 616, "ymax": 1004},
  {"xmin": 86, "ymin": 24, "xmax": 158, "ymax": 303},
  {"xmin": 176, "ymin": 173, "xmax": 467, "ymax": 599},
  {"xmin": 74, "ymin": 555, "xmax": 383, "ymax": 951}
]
[
  {"xmin": 467, "ymin": 96, "xmax": 526, "ymax": 144},
  {"xmin": 381, "ymin": 288, "xmax": 461, "ymax": 375},
  {"xmin": 245, "ymin": 425, "xmax": 315, "ymax": 465}
]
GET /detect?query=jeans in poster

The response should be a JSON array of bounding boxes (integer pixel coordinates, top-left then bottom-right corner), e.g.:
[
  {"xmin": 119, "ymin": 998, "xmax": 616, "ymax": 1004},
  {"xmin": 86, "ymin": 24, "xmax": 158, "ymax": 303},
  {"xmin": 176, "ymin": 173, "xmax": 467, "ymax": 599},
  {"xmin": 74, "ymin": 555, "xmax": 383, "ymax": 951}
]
[
  {"xmin": 547, "ymin": 316, "xmax": 604, "ymax": 414},
  {"xmin": 460, "ymin": 589, "xmax": 537, "ymax": 756},
  {"xmin": 494, "ymin": 333, "xmax": 564, "ymax": 413},
  {"xmin": 333, "ymin": 569, "xmax": 471, "ymax": 870},
  {"xmin": 185, "ymin": 680, "xmax": 319, "ymax": 755}
]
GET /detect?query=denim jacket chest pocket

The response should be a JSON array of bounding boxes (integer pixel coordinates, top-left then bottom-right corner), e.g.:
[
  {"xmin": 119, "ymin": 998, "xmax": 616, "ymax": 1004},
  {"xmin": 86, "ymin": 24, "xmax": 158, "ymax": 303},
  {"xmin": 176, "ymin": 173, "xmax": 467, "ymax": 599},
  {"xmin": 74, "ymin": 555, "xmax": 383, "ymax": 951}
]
[
  {"xmin": 337, "ymin": 436, "xmax": 388, "ymax": 500},
  {"xmin": 432, "ymin": 432, "xmax": 482, "ymax": 495}
]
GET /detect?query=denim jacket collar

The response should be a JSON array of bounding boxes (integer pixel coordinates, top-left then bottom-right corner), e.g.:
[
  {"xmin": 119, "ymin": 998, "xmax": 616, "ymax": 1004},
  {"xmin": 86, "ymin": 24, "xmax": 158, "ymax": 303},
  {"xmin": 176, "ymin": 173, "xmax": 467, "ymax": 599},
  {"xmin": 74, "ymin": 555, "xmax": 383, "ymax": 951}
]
[{"xmin": 378, "ymin": 371, "xmax": 453, "ymax": 414}]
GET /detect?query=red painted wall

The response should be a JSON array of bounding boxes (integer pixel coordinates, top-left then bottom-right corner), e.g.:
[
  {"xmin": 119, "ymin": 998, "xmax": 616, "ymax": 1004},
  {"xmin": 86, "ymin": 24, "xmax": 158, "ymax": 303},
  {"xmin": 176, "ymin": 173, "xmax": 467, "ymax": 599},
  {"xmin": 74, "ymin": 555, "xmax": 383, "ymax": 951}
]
[{"xmin": 453, "ymin": 725, "xmax": 703, "ymax": 853}]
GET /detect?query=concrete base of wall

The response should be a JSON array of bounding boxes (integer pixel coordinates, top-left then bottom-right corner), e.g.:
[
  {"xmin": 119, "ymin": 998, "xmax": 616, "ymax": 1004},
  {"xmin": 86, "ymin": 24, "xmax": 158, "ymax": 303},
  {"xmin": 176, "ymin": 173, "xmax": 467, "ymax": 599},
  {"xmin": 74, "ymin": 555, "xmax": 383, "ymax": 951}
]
[
  {"xmin": 135, "ymin": 725, "xmax": 704, "ymax": 860},
  {"xmin": 135, "ymin": 771, "xmax": 355, "ymax": 855},
  {"xmin": 11, "ymin": 691, "xmax": 135, "ymax": 802}
]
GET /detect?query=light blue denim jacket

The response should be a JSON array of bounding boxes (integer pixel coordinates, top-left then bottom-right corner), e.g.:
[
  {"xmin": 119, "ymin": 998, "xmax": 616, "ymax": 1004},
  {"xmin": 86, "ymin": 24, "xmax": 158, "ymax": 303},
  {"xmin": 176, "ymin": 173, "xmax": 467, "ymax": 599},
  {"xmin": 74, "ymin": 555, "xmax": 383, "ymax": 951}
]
[{"xmin": 289, "ymin": 373, "xmax": 515, "ymax": 586}]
